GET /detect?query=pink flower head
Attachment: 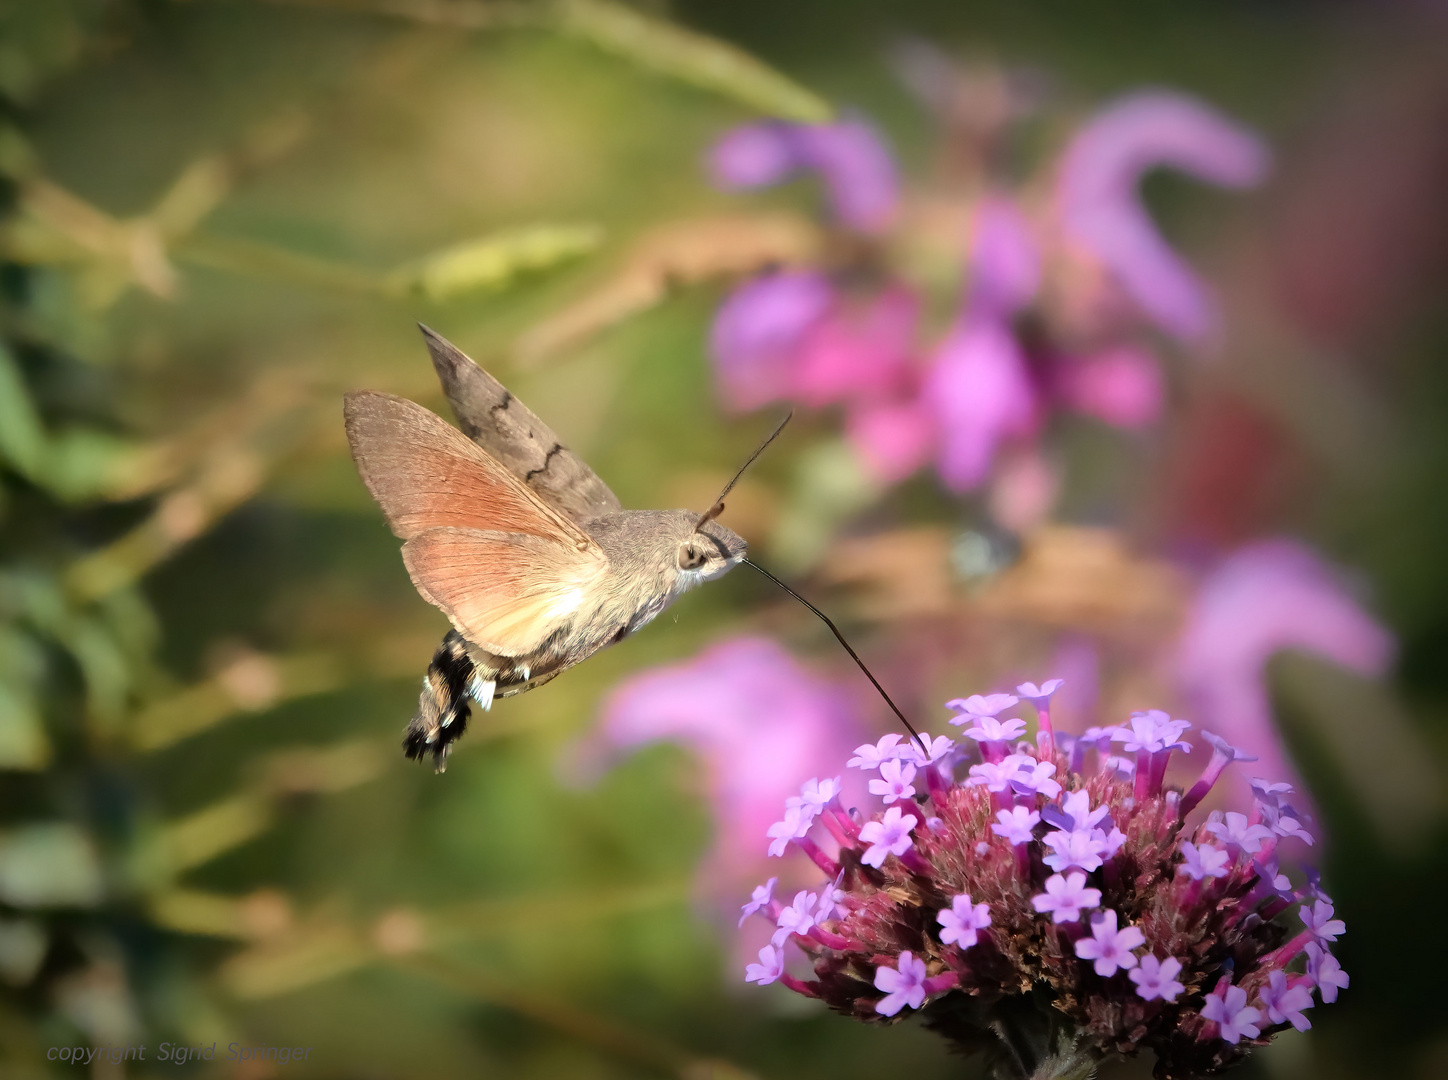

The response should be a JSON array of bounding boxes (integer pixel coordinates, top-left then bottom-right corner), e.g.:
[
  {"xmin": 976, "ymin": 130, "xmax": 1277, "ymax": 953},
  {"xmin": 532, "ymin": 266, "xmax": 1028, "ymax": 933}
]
[
  {"xmin": 772, "ymin": 889, "xmax": 819, "ymax": 945},
  {"xmin": 946, "ymin": 692, "xmax": 1021, "ymax": 719},
  {"xmin": 1074, "ymin": 909, "xmax": 1144, "ymax": 977},
  {"xmin": 937, "ymin": 894, "xmax": 992, "ymax": 948},
  {"xmin": 874, "ymin": 950, "xmax": 928, "ymax": 1016},
  {"xmin": 1057, "ymin": 90, "xmax": 1269, "ymax": 344},
  {"xmin": 1016, "ymin": 679, "xmax": 1064, "ymax": 701},
  {"xmin": 847, "ymin": 733, "xmax": 906, "ymax": 770},
  {"xmin": 1178, "ymin": 840, "xmax": 1230, "ymax": 881},
  {"xmin": 924, "ymin": 318, "xmax": 1038, "ymax": 492},
  {"xmin": 1130, "ymin": 955, "xmax": 1186, "ymax": 1003},
  {"xmin": 1043, "ymin": 827, "xmax": 1113, "ymax": 873},
  {"xmin": 1057, "ymin": 345, "xmax": 1165, "ymax": 429},
  {"xmin": 957, "ymin": 715, "xmax": 1029, "ymax": 742},
  {"xmin": 1300, "ymin": 900, "xmax": 1346, "ymax": 944},
  {"xmin": 587, "ymin": 637, "xmax": 861, "ymax": 895},
  {"xmin": 1174, "ymin": 540, "xmax": 1394, "ymax": 811},
  {"xmin": 1205, "ymin": 811, "xmax": 1274, "ymax": 855}
]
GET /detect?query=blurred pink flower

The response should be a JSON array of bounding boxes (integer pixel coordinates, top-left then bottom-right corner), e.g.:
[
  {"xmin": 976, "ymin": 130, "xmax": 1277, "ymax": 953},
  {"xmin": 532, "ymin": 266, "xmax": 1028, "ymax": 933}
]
[
  {"xmin": 969, "ymin": 196, "xmax": 1041, "ymax": 315},
  {"xmin": 1173, "ymin": 539, "xmax": 1394, "ymax": 804},
  {"xmin": 924, "ymin": 318, "xmax": 1039, "ymax": 492},
  {"xmin": 1057, "ymin": 345, "xmax": 1166, "ymax": 429},
  {"xmin": 1057, "ymin": 91, "xmax": 1270, "ymax": 344},
  {"xmin": 846, "ymin": 397, "xmax": 936, "ymax": 483},
  {"xmin": 792, "ymin": 286, "xmax": 919, "ymax": 407},
  {"xmin": 707, "ymin": 117, "xmax": 899, "ymax": 233},
  {"xmin": 581, "ymin": 637, "xmax": 864, "ymax": 896}
]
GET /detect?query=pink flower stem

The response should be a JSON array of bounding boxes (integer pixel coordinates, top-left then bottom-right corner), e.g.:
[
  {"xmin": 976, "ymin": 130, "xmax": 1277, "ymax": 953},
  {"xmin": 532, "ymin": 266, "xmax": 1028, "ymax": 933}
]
[
  {"xmin": 1264, "ymin": 929, "xmax": 1315, "ymax": 971},
  {"xmin": 1035, "ymin": 704, "xmax": 1054, "ymax": 757},
  {"xmin": 899, "ymin": 849, "xmax": 935, "ymax": 878},
  {"xmin": 1179, "ymin": 749, "xmax": 1231, "ymax": 816},
  {"xmin": 780, "ymin": 973, "xmax": 820, "ymax": 998},
  {"xmin": 794, "ymin": 837, "xmax": 840, "ymax": 877},
  {"xmin": 807, "ymin": 925, "xmax": 857, "ymax": 951},
  {"xmin": 923, "ymin": 972, "xmax": 960, "ymax": 995}
]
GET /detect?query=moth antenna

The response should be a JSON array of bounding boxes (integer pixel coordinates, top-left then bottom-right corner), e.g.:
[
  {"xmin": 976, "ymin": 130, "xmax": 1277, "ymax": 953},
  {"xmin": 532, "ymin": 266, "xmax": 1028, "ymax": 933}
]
[
  {"xmin": 743, "ymin": 558, "xmax": 928, "ymax": 757},
  {"xmin": 695, "ymin": 410, "xmax": 793, "ymax": 532}
]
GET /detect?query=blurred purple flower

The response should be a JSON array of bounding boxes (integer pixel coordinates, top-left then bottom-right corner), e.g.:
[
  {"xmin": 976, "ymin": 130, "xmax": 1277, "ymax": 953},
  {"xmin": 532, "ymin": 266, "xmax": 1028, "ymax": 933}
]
[
  {"xmin": 1174, "ymin": 539, "xmax": 1394, "ymax": 807},
  {"xmin": 711, "ymin": 271, "xmax": 835, "ymax": 411},
  {"xmin": 581, "ymin": 637, "xmax": 863, "ymax": 895},
  {"xmin": 924, "ymin": 318, "xmax": 1039, "ymax": 491},
  {"xmin": 1057, "ymin": 345, "xmax": 1165, "ymax": 429},
  {"xmin": 707, "ymin": 118, "xmax": 900, "ymax": 233},
  {"xmin": 1057, "ymin": 91, "xmax": 1270, "ymax": 344}
]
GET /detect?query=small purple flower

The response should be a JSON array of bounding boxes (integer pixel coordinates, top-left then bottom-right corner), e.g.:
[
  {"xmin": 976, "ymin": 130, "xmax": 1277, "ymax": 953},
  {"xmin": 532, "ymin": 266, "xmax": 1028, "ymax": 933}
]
[
  {"xmin": 874, "ymin": 950, "xmax": 928, "ymax": 1016},
  {"xmin": 1113, "ymin": 710, "xmax": 1191, "ymax": 754},
  {"xmin": 847, "ymin": 733, "xmax": 906, "ymax": 770},
  {"xmin": 1261, "ymin": 803, "xmax": 1315, "ymax": 846},
  {"xmin": 1129, "ymin": 955, "xmax": 1186, "ymax": 1003},
  {"xmin": 766, "ymin": 804, "xmax": 816, "ymax": 857},
  {"xmin": 966, "ymin": 760, "xmax": 1017, "ymax": 793},
  {"xmin": 1057, "ymin": 91, "xmax": 1270, "ymax": 344},
  {"xmin": 858, "ymin": 805, "xmax": 917, "ymax": 868},
  {"xmin": 1043, "ymin": 828, "xmax": 1111, "ymax": 873},
  {"xmin": 1074, "ymin": 909, "xmax": 1144, "ymax": 977},
  {"xmin": 1258, "ymin": 970, "xmax": 1314, "ymax": 1032},
  {"xmin": 1032, "ymin": 871, "xmax": 1101, "ymax": 924},
  {"xmin": 814, "ymin": 877, "xmax": 845, "ymax": 922},
  {"xmin": 1201, "ymin": 981, "xmax": 1262, "ymax": 1044},
  {"xmin": 1305, "ymin": 942, "xmax": 1349, "ymax": 1004},
  {"xmin": 1250, "ymin": 778, "xmax": 1295, "ymax": 803},
  {"xmin": 745, "ymin": 943, "xmax": 784, "ymax": 985},
  {"xmin": 957, "ymin": 715, "xmax": 1029, "ymax": 742},
  {"xmin": 969, "ymin": 196, "xmax": 1041, "ymax": 315},
  {"xmin": 1300, "ymin": 900, "xmax": 1346, "ymax": 944},
  {"xmin": 1009, "ymin": 758, "xmax": 1062, "ymax": 800},
  {"xmin": 869, "ymin": 757, "xmax": 918, "ymax": 800},
  {"xmin": 1205, "ymin": 811, "xmax": 1274, "ymax": 855},
  {"xmin": 739, "ymin": 877, "xmax": 778, "ymax": 927},
  {"xmin": 1059, "ymin": 790, "xmax": 1109, "ymax": 832},
  {"xmin": 708, "ymin": 123, "xmax": 798, "ymax": 188},
  {"xmin": 991, "ymin": 806, "xmax": 1041, "ymax": 846},
  {"xmin": 937, "ymin": 894, "xmax": 993, "ymax": 948},
  {"xmin": 946, "ymin": 692, "xmax": 1021, "ymax": 719},
  {"xmin": 1178, "ymin": 841, "xmax": 1230, "ymax": 881},
  {"xmin": 1016, "ymin": 679, "xmax": 1064, "ymax": 700},
  {"xmin": 790, "ymin": 776, "xmax": 843, "ymax": 813},
  {"xmin": 772, "ymin": 889, "xmax": 819, "ymax": 945},
  {"xmin": 902, "ymin": 733, "xmax": 956, "ymax": 766}
]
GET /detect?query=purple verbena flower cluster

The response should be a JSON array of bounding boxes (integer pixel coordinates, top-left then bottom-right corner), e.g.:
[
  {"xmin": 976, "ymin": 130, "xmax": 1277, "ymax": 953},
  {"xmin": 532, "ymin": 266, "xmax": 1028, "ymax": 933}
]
[{"xmin": 740, "ymin": 680, "xmax": 1346, "ymax": 1080}]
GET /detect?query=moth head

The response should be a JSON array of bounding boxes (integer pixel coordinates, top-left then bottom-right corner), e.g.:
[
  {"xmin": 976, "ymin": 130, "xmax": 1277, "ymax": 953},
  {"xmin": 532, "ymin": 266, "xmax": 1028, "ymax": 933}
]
[{"xmin": 676, "ymin": 509, "xmax": 746, "ymax": 582}]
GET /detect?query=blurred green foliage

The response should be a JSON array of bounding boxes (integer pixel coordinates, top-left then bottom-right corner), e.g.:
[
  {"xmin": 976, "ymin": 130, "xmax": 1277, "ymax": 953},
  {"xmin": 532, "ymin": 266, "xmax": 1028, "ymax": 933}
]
[{"xmin": 1, "ymin": 2, "xmax": 1446, "ymax": 1080}]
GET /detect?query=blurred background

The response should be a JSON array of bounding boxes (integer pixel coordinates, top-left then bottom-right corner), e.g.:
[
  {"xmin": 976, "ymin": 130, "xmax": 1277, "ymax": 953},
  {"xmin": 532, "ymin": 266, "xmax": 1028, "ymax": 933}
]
[{"xmin": 2, "ymin": 1, "xmax": 1446, "ymax": 1077}]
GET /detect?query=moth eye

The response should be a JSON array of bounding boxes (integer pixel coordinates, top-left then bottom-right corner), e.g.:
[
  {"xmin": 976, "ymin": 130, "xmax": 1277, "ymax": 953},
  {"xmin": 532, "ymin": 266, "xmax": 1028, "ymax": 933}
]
[{"xmin": 678, "ymin": 542, "xmax": 706, "ymax": 570}]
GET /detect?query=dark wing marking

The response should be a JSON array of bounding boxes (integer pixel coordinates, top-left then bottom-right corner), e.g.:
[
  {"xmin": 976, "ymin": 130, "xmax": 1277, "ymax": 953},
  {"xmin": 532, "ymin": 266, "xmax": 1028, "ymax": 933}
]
[{"xmin": 419, "ymin": 325, "xmax": 624, "ymax": 526}]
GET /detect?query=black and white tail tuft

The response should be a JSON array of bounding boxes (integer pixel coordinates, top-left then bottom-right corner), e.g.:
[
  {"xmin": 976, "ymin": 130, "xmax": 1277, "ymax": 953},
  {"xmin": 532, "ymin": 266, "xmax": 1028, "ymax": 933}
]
[{"xmin": 403, "ymin": 631, "xmax": 475, "ymax": 772}]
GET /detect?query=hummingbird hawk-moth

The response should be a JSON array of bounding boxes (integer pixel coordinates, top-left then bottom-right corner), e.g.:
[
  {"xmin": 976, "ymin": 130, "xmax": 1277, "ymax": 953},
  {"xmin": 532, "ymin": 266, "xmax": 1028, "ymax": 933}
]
[{"xmin": 344, "ymin": 326, "xmax": 759, "ymax": 771}]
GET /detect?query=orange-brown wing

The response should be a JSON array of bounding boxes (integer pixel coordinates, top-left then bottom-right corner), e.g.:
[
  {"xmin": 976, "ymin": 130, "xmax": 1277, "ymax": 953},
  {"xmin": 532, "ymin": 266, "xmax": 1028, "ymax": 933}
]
[
  {"xmin": 343, "ymin": 390, "xmax": 599, "ymax": 554},
  {"xmin": 402, "ymin": 528, "xmax": 605, "ymax": 657}
]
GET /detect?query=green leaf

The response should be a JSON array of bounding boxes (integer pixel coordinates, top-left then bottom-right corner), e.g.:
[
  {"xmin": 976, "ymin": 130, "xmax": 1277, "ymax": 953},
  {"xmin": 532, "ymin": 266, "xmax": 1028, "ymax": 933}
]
[
  {"xmin": 389, "ymin": 224, "xmax": 604, "ymax": 301},
  {"xmin": 0, "ymin": 678, "xmax": 49, "ymax": 770},
  {"xmin": 556, "ymin": 0, "xmax": 832, "ymax": 123},
  {"xmin": 0, "ymin": 340, "xmax": 47, "ymax": 481},
  {"xmin": 0, "ymin": 823, "xmax": 104, "ymax": 908}
]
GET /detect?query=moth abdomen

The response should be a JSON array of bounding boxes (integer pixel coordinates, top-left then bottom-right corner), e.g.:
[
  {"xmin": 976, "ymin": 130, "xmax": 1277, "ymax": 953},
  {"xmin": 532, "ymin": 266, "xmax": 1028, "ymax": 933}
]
[{"xmin": 404, "ymin": 631, "xmax": 476, "ymax": 772}]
